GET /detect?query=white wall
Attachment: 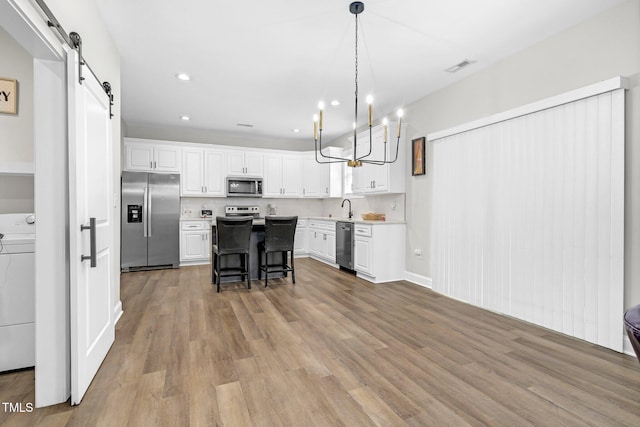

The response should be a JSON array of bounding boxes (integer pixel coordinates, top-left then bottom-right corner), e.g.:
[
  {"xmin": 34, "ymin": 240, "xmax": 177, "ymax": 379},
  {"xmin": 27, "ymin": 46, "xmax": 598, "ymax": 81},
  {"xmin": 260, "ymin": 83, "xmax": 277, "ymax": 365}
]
[
  {"xmin": 0, "ymin": 25, "xmax": 34, "ymax": 214},
  {"xmin": 0, "ymin": 25, "xmax": 33, "ymax": 163},
  {"xmin": 402, "ymin": 0, "xmax": 640, "ymax": 308}
]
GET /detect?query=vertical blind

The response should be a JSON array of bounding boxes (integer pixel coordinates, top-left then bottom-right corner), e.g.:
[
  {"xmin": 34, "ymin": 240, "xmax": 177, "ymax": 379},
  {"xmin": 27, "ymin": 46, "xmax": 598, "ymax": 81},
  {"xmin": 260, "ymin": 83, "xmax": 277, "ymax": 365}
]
[{"xmin": 430, "ymin": 85, "xmax": 625, "ymax": 351}]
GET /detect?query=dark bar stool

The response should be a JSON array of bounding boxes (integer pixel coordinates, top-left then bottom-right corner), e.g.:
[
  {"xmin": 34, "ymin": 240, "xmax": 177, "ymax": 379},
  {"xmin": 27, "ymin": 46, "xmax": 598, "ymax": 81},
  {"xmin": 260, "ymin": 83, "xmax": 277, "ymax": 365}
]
[
  {"xmin": 258, "ymin": 216, "xmax": 298, "ymax": 287},
  {"xmin": 624, "ymin": 304, "xmax": 640, "ymax": 363},
  {"xmin": 212, "ymin": 216, "xmax": 253, "ymax": 293}
]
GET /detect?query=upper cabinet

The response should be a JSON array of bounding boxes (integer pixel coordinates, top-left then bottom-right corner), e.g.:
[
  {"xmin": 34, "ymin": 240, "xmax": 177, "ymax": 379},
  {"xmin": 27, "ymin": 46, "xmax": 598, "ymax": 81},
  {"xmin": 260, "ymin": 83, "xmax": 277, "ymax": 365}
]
[
  {"xmin": 349, "ymin": 123, "xmax": 405, "ymax": 195},
  {"xmin": 263, "ymin": 153, "xmax": 302, "ymax": 198},
  {"xmin": 227, "ymin": 151, "xmax": 263, "ymax": 177},
  {"xmin": 181, "ymin": 148, "xmax": 226, "ymax": 197},
  {"xmin": 302, "ymin": 155, "xmax": 325, "ymax": 198},
  {"xmin": 124, "ymin": 139, "xmax": 181, "ymax": 173},
  {"xmin": 301, "ymin": 147, "xmax": 343, "ymax": 198}
]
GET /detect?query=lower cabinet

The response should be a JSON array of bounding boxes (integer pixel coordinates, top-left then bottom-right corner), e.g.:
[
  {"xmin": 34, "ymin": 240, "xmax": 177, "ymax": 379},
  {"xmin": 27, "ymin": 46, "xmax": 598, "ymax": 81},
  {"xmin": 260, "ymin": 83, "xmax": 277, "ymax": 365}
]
[
  {"xmin": 294, "ymin": 219, "xmax": 308, "ymax": 256},
  {"xmin": 353, "ymin": 223, "xmax": 405, "ymax": 283},
  {"xmin": 354, "ymin": 235, "xmax": 372, "ymax": 274},
  {"xmin": 180, "ymin": 220, "xmax": 211, "ymax": 264},
  {"xmin": 308, "ymin": 219, "xmax": 336, "ymax": 265}
]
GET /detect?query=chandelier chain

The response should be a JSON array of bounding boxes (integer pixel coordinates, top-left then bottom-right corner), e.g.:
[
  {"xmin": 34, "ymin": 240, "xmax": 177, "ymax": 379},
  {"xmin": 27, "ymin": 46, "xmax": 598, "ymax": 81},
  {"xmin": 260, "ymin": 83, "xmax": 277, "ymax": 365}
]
[{"xmin": 354, "ymin": 12, "xmax": 359, "ymax": 143}]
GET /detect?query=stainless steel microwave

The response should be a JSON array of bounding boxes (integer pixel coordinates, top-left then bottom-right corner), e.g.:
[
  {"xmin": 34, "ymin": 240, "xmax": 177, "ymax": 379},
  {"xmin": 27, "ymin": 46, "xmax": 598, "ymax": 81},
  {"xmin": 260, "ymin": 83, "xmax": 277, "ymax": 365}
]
[{"xmin": 226, "ymin": 177, "xmax": 263, "ymax": 197}]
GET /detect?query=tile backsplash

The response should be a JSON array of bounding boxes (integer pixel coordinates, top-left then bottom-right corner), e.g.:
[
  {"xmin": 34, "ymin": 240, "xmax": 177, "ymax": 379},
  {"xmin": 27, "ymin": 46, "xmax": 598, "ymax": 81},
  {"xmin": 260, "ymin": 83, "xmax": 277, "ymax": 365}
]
[
  {"xmin": 180, "ymin": 197, "xmax": 325, "ymax": 218},
  {"xmin": 181, "ymin": 193, "xmax": 405, "ymax": 222}
]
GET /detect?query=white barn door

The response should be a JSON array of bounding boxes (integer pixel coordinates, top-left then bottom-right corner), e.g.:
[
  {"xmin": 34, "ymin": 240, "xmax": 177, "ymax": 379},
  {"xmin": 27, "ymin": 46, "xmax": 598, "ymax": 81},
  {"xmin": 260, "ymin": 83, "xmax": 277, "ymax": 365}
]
[{"xmin": 67, "ymin": 46, "xmax": 115, "ymax": 404}]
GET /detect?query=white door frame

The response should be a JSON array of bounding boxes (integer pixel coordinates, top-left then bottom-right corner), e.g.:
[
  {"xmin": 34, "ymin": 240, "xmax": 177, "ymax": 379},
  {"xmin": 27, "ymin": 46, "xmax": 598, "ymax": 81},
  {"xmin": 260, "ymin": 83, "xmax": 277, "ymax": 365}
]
[{"xmin": 0, "ymin": 0, "xmax": 71, "ymax": 407}]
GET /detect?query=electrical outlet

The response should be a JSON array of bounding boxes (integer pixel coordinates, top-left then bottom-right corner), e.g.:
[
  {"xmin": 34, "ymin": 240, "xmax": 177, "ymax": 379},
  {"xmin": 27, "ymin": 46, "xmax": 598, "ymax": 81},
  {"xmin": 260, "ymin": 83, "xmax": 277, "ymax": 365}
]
[{"xmin": 414, "ymin": 249, "xmax": 422, "ymax": 259}]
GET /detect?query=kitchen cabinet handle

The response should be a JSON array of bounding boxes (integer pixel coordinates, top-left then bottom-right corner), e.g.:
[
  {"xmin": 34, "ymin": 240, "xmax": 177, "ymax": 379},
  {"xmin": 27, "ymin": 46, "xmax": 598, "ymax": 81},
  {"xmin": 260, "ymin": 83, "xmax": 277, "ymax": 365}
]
[
  {"xmin": 150, "ymin": 161, "xmax": 153, "ymax": 168},
  {"xmin": 154, "ymin": 161, "xmax": 157, "ymax": 169},
  {"xmin": 80, "ymin": 217, "xmax": 97, "ymax": 268}
]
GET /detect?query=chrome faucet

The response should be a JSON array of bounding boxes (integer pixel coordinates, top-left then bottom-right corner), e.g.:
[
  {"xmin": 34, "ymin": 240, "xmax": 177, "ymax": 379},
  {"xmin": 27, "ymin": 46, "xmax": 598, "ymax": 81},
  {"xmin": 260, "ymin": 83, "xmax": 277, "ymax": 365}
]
[{"xmin": 341, "ymin": 199, "xmax": 353, "ymax": 219}]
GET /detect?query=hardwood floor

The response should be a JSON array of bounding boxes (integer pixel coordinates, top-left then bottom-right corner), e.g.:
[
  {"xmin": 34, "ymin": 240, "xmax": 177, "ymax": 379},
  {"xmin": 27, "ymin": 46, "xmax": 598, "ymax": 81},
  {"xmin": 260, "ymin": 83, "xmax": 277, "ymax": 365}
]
[{"xmin": 2, "ymin": 258, "xmax": 640, "ymax": 426}]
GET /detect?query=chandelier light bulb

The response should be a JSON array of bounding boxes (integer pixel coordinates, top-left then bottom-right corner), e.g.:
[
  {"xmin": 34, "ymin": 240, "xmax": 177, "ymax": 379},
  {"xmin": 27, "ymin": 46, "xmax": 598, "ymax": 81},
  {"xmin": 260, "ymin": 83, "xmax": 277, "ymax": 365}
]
[
  {"xmin": 397, "ymin": 108, "xmax": 404, "ymax": 118},
  {"xmin": 366, "ymin": 95, "xmax": 373, "ymax": 126},
  {"xmin": 366, "ymin": 95, "xmax": 373, "ymax": 104},
  {"xmin": 396, "ymin": 109, "xmax": 404, "ymax": 138}
]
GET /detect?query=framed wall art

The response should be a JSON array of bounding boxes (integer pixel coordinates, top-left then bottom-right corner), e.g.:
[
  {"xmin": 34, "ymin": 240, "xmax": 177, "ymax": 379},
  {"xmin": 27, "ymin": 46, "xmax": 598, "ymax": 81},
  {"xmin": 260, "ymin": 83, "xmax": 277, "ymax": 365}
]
[
  {"xmin": 412, "ymin": 136, "xmax": 425, "ymax": 176},
  {"xmin": 0, "ymin": 77, "xmax": 17, "ymax": 115}
]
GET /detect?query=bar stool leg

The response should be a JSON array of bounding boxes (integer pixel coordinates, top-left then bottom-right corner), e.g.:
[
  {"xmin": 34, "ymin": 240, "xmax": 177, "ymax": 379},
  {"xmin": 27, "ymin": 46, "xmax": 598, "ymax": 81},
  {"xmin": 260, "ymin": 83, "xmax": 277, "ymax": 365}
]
[
  {"xmin": 246, "ymin": 252, "xmax": 251, "ymax": 290},
  {"xmin": 216, "ymin": 254, "xmax": 221, "ymax": 293},
  {"xmin": 264, "ymin": 251, "xmax": 269, "ymax": 288},
  {"xmin": 282, "ymin": 251, "xmax": 287, "ymax": 277},
  {"xmin": 291, "ymin": 251, "xmax": 295, "ymax": 284}
]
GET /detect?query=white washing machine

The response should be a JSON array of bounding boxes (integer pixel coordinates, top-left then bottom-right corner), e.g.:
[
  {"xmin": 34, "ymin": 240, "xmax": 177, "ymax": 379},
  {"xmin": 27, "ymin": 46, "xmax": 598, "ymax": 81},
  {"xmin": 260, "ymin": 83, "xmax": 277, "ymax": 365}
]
[{"xmin": 0, "ymin": 213, "xmax": 36, "ymax": 372}]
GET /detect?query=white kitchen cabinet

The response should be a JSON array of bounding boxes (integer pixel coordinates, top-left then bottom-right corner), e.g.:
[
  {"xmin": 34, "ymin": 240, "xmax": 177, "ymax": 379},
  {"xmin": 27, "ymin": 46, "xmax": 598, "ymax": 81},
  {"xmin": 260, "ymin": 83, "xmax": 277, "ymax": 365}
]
[
  {"xmin": 180, "ymin": 221, "xmax": 211, "ymax": 263},
  {"xmin": 263, "ymin": 153, "xmax": 302, "ymax": 197},
  {"xmin": 125, "ymin": 141, "xmax": 181, "ymax": 172},
  {"xmin": 308, "ymin": 219, "xmax": 336, "ymax": 264},
  {"xmin": 349, "ymin": 123, "xmax": 405, "ymax": 195},
  {"xmin": 181, "ymin": 148, "xmax": 225, "ymax": 197},
  {"xmin": 294, "ymin": 219, "xmax": 308, "ymax": 256},
  {"xmin": 302, "ymin": 155, "xmax": 325, "ymax": 198},
  {"xmin": 354, "ymin": 224, "xmax": 372, "ymax": 274},
  {"xmin": 302, "ymin": 149, "xmax": 344, "ymax": 198},
  {"xmin": 353, "ymin": 222, "xmax": 405, "ymax": 283},
  {"xmin": 227, "ymin": 151, "xmax": 263, "ymax": 176}
]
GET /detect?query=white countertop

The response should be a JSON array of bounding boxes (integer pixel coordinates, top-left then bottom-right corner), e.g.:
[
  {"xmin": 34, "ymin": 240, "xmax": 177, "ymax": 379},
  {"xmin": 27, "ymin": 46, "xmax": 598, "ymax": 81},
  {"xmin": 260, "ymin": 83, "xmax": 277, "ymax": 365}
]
[
  {"xmin": 305, "ymin": 216, "xmax": 406, "ymax": 225},
  {"xmin": 180, "ymin": 216, "xmax": 405, "ymax": 225}
]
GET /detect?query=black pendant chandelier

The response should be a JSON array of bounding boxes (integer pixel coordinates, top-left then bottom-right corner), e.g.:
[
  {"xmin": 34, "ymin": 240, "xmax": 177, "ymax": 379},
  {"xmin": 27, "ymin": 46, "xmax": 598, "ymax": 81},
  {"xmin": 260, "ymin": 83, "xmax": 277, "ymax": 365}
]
[{"xmin": 314, "ymin": 1, "xmax": 403, "ymax": 168}]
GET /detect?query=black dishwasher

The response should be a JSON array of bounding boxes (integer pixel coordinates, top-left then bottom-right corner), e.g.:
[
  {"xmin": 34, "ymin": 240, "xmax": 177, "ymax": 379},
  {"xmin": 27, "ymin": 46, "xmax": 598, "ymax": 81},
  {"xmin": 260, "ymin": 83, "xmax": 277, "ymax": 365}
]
[{"xmin": 336, "ymin": 221, "xmax": 354, "ymax": 271}]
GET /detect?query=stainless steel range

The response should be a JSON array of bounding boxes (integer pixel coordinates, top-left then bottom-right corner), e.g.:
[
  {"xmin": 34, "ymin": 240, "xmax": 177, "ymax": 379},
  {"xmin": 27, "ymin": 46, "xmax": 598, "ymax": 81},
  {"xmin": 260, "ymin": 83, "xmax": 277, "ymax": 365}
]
[{"xmin": 225, "ymin": 205, "xmax": 261, "ymax": 218}]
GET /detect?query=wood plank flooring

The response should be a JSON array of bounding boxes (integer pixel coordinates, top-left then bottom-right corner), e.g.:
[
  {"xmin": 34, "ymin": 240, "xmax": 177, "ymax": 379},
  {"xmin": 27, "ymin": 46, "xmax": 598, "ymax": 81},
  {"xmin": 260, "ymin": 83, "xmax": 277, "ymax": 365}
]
[{"xmin": 2, "ymin": 258, "xmax": 640, "ymax": 426}]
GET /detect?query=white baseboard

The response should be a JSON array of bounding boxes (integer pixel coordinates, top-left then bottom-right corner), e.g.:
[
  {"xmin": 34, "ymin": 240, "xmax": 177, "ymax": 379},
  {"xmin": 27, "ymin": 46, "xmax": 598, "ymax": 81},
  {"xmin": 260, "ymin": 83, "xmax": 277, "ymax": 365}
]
[
  {"xmin": 180, "ymin": 260, "xmax": 210, "ymax": 267},
  {"xmin": 623, "ymin": 335, "xmax": 636, "ymax": 358},
  {"xmin": 113, "ymin": 301, "xmax": 123, "ymax": 325},
  {"xmin": 404, "ymin": 271, "xmax": 432, "ymax": 289}
]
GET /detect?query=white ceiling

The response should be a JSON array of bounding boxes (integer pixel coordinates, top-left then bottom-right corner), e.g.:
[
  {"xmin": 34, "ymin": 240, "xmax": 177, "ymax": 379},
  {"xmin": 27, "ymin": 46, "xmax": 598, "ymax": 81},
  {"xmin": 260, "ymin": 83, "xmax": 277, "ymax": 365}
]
[{"xmin": 96, "ymin": 0, "xmax": 625, "ymax": 144}]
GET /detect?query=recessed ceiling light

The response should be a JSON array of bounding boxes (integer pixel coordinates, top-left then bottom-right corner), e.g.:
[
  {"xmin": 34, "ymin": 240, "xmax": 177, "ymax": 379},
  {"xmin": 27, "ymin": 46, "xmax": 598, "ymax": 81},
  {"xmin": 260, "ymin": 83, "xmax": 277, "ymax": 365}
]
[
  {"xmin": 176, "ymin": 73, "xmax": 191, "ymax": 81},
  {"xmin": 180, "ymin": 115, "xmax": 190, "ymax": 121},
  {"xmin": 292, "ymin": 128, "xmax": 300, "ymax": 133},
  {"xmin": 330, "ymin": 100, "xmax": 340, "ymax": 107}
]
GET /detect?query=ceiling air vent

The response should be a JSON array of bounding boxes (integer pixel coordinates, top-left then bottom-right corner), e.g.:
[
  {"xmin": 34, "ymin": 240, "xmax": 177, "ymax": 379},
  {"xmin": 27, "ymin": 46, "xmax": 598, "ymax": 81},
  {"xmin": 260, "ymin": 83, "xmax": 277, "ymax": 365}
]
[
  {"xmin": 445, "ymin": 59, "xmax": 477, "ymax": 73},
  {"xmin": 236, "ymin": 123, "xmax": 254, "ymax": 128}
]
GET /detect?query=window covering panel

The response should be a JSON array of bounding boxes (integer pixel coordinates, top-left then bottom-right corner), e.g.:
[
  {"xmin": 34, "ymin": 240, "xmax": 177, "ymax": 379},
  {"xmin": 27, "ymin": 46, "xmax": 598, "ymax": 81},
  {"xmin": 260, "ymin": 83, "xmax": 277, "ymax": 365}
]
[{"xmin": 431, "ymin": 88, "xmax": 625, "ymax": 351}]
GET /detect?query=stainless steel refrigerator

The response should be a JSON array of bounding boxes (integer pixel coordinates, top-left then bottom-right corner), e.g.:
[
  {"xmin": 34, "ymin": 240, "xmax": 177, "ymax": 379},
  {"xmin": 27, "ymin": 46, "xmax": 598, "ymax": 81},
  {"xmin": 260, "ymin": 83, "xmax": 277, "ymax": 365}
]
[{"xmin": 121, "ymin": 171, "xmax": 180, "ymax": 271}]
